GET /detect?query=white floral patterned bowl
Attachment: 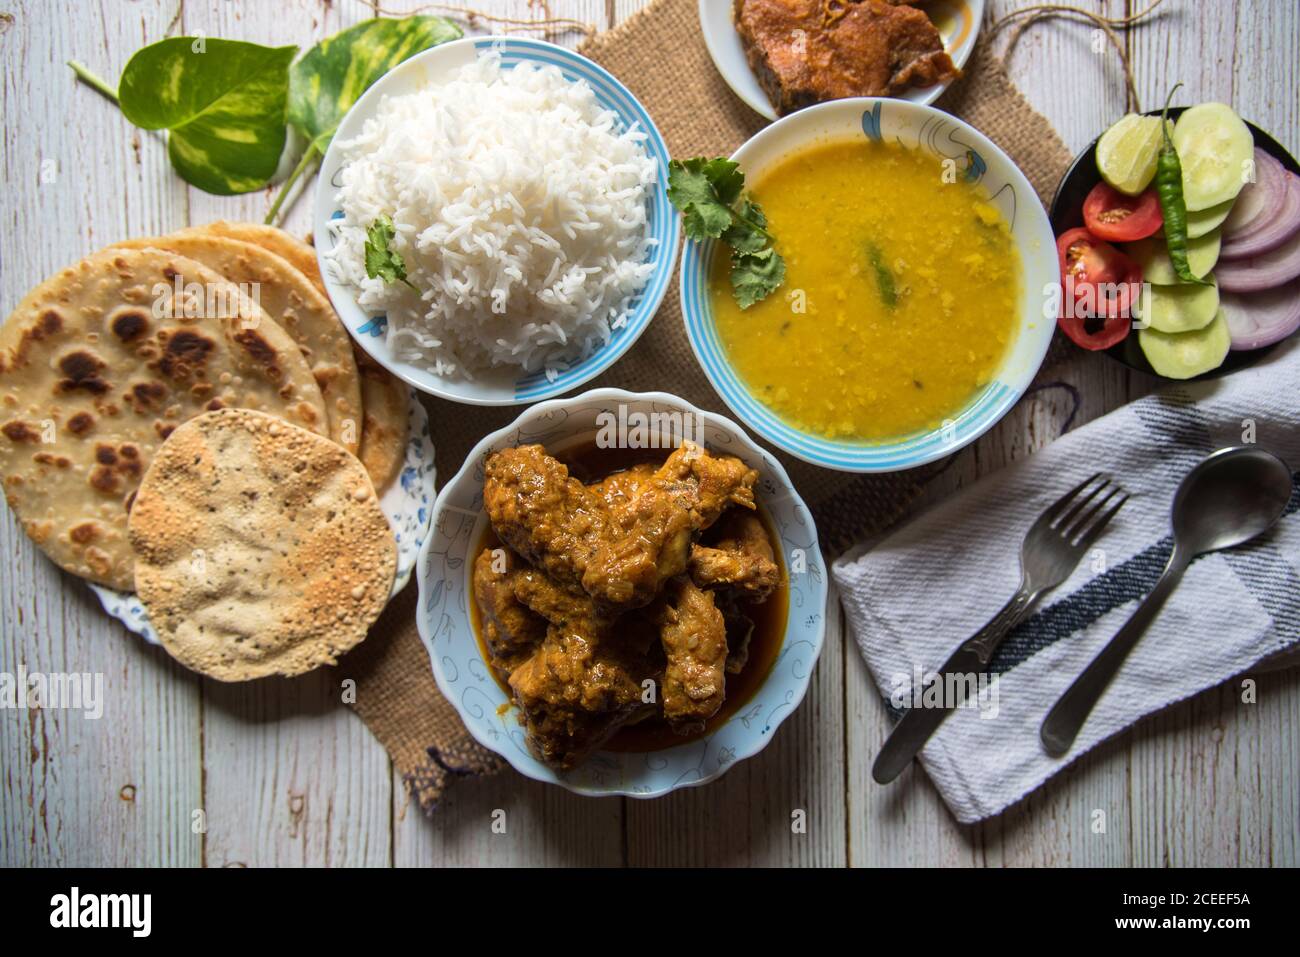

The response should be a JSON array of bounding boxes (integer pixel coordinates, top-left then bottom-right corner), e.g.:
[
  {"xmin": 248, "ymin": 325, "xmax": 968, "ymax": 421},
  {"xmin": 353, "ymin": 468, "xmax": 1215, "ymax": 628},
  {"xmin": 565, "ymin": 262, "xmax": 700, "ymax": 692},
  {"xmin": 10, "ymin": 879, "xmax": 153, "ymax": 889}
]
[{"xmin": 417, "ymin": 388, "xmax": 827, "ymax": 797}]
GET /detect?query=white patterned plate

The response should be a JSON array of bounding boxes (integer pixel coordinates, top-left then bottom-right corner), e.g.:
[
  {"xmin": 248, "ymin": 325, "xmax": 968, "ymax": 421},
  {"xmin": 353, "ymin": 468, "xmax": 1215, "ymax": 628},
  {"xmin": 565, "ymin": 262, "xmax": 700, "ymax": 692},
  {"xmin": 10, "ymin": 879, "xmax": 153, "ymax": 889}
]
[
  {"xmin": 699, "ymin": 0, "xmax": 986, "ymax": 120},
  {"xmin": 418, "ymin": 388, "xmax": 827, "ymax": 797},
  {"xmin": 90, "ymin": 391, "xmax": 437, "ymax": 645}
]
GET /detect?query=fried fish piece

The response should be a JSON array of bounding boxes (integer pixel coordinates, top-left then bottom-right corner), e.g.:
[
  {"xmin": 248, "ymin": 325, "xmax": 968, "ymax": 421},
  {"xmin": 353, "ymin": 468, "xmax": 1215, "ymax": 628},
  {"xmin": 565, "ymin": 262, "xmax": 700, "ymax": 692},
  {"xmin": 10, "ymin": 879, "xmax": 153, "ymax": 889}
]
[{"xmin": 734, "ymin": 0, "xmax": 959, "ymax": 115}]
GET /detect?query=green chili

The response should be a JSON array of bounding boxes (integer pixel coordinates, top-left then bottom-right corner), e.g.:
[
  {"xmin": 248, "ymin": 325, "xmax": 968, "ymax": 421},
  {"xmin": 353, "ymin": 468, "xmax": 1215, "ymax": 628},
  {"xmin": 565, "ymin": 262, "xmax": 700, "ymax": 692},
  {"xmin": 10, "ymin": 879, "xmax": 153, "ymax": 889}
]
[{"xmin": 1156, "ymin": 83, "xmax": 1211, "ymax": 285}]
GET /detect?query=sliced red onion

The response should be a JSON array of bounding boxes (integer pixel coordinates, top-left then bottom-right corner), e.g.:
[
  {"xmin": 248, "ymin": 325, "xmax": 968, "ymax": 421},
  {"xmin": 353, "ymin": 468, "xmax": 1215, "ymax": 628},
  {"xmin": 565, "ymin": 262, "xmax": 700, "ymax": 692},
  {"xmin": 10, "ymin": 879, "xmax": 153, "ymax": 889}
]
[
  {"xmin": 1216, "ymin": 228, "xmax": 1300, "ymax": 292},
  {"xmin": 1222, "ymin": 278, "xmax": 1300, "ymax": 350},
  {"xmin": 1221, "ymin": 171, "xmax": 1300, "ymax": 260},
  {"xmin": 1222, "ymin": 149, "xmax": 1285, "ymax": 238}
]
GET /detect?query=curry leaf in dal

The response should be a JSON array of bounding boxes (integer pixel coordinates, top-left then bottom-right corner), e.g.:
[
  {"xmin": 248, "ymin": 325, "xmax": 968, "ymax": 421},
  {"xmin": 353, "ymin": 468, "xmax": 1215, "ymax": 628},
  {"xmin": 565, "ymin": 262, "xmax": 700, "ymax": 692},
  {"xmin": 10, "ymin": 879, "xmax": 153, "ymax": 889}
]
[
  {"xmin": 866, "ymin": 242, "xmax": 898, "ymax": 309},
  {"xmin": 117, "ymin": 38, "xmax": 298, "ymax": 195}
]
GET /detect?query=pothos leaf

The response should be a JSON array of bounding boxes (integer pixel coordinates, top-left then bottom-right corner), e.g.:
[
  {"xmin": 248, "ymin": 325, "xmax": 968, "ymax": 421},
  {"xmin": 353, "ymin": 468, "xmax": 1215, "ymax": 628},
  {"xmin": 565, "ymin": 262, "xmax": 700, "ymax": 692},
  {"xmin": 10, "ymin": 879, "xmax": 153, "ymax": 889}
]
[
  {"xmin": 118, "ymin": 38, "xmax": 297, "ymax": 195},
  {"xmin": 288, "ymin": 15, "xmax": 463, "ymax": 152}
]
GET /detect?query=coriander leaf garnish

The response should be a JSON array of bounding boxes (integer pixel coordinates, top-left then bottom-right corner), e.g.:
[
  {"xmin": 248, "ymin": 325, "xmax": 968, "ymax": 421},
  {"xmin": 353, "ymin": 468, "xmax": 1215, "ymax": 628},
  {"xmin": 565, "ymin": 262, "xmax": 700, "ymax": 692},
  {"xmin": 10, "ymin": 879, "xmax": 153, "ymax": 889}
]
[
  {"xmin": 732, "ymin": 248, "xmax": 786, "ymax": 310},
  {"xmin": 722, "ymin": 199, "xmax": 772, "ymax": 255},
  {"xmin": 667, "ymin": 158, "xmax": 741, "ymax": 239},
  {"xmin": 668, "ymin": 157, "xmax": 786, "ymax": 309},
  {"xmin": 364, "ymin": 215, "xmax": 418, "ymax": 292}
]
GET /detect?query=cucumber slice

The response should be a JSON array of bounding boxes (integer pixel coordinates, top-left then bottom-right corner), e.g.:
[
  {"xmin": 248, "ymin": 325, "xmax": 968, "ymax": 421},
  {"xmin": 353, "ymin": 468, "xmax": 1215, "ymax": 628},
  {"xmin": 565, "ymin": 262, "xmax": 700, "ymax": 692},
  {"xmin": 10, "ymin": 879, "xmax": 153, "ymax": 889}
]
[
  {"xmin": 1137, "ymin": 281, "xmax": 1220, "ymax": 333},
  {"xmin": 1173, "ymin": 103, "xmax": 1254, "ymax": 212},
  {"xmin": 1187, "ymin": 198, "xmax": 1235, "ymax": 238},
  {"xmin": 1128, "ymin": 231, "xmax": 1221, "ymax": 283},
  {"xmin": 1139, "ymin": 308, "xmax": 1231, "ymax": 378},
  {"xmin": 1096, "ymin": 114, "xmax": 1169, "ymax": 195}
]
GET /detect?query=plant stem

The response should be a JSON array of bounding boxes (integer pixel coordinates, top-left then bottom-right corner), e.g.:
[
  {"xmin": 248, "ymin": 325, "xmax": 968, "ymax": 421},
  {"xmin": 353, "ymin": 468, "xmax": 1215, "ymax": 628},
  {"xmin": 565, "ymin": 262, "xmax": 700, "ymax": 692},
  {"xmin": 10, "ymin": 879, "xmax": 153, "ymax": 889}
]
[
  {"xmin": 731, "ymin": 206, "xmax": 775, "ymax": 242},
  {"xmin": 67, "ymin": 60, "xmax": 120, "ymax": 105},
  {"xmin": 264, "ymin": 145, "xmax": 320, "ymax": 226}
]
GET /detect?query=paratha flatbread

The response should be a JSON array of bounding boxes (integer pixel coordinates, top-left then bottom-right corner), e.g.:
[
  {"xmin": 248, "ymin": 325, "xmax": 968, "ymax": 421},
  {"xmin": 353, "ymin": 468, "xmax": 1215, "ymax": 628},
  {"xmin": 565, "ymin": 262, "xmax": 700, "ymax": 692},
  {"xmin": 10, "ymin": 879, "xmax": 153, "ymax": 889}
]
[
  {"xmin": 129, "ymin": 408, "xmax": 396, "ymax": 681},
  {"xmin": 356, "ymin": 349, "xmax": 410, "ymax": 493},
  {"xmin": 188, "ymin": 221, "xmax": 328, "ymax": 299},
  {"xmin": 111, "ymin": 233, "xmax": 362, "ymax": 454},
  {"xmin": 183, "ymin": 224, "xmax": 410, "ymax": 489},
  {"xmin": 0, "ymin": 247, "xmax": 329, "ymax": 590}
]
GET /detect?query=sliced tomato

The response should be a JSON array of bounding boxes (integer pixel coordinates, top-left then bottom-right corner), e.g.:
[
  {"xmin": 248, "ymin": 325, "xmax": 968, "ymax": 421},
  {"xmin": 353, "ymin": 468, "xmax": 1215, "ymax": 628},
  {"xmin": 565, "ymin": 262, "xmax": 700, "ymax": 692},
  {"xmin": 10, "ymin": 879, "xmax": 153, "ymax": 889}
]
[
  {"xmin": 1056, "ymin": 227, "xmax": 1142, "ymax": 350},
  {"xmin": 1082, "ymin": 182, "xmax": 1163, "ymax": 242}
]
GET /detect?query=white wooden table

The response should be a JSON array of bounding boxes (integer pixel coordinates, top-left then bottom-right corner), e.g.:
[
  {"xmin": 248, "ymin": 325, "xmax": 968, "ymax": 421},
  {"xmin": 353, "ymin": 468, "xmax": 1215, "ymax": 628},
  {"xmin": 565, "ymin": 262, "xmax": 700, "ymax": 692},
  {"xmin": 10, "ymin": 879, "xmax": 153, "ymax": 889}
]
[{"xmin": 1, "ymin": 0, "xmax": 1296, "ymax": 867}]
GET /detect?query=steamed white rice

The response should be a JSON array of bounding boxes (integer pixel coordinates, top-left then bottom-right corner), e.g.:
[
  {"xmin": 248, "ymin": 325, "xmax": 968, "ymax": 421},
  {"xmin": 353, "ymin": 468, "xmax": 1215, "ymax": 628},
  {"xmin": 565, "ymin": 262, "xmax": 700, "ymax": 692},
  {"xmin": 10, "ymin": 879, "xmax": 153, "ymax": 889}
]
[{"xmin": 326, "ymin": 52, "xmax": 658, "ymax": 380}]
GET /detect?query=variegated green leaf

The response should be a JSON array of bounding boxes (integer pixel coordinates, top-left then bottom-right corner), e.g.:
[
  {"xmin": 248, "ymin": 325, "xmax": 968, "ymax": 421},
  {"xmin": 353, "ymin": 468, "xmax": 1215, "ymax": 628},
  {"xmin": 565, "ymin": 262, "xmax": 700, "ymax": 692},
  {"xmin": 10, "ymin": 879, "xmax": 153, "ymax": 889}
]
[
  {"xmin": 288, "ymin": 15, "xmax": 462, "ymax": 151},
  {"xmin": 118, "ymin": 38, "xmax": 297, "ymax": 195}
]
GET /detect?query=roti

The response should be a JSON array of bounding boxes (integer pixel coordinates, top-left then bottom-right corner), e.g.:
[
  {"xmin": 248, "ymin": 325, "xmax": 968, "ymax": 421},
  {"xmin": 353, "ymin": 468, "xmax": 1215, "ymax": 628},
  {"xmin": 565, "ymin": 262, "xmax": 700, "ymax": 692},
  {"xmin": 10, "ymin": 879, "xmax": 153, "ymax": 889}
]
[
  {"xmin": 356, "ymin": 349, "xmax": 410, "ymax": 492},
  {"xmin": 187, "ymin": 221, "xmax": 328, "ymax": 299},
  {"xmin": 129, "ymin": 408, "xmax": 397, "ymax": 681},
  {"xmin": 0, "ymin": 246, "xmax": 329, "ymax": 590},
  {"xmin": 183, "ymin": 224, "xmax": 411, "ymax": 488},
  {"xmin": 111, "ymin": 232, "xmax": 361, "ymax": 454}
]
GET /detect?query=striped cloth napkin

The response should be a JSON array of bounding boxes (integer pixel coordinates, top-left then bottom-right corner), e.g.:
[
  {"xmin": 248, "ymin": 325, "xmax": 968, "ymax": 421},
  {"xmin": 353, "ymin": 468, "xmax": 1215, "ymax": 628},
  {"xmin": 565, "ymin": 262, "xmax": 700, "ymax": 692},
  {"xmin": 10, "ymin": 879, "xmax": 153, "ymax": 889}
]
[{"xmin": 832, "ymin": 341, "xmax": 1300, "ymax": 823}]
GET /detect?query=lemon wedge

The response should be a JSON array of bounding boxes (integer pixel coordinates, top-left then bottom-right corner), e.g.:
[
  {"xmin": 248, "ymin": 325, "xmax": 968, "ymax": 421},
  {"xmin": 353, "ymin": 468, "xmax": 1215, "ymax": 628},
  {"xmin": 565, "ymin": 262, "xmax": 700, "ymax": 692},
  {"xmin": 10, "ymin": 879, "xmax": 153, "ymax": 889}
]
[{"xmin": 1096, "ymin": 114, "xmax": 1169, "ymax": 195}]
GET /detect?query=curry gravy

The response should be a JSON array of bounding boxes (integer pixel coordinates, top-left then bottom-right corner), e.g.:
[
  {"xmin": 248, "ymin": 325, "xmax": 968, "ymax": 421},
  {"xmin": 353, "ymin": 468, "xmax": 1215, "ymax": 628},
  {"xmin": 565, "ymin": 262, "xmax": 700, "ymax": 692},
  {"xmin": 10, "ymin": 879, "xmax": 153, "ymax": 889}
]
[{"xmin": 468, "ymin": 443, "xmax": 788, "ymax": 754}]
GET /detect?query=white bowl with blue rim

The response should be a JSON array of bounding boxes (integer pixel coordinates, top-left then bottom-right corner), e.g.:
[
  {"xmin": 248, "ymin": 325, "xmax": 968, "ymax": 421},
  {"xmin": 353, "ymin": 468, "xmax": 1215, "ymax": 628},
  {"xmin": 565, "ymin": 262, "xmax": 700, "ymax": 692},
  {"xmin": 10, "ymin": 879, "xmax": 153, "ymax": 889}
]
[
  {"xmin": 313, "ymin": 36, "xmax": 680, "ymax": 407},
  {"xmin": 417, "ymin": 388, "xmax": 827, "ymax": 797},
  {"xmin": 680, "ymin": 97, "xmax": 1059, "ymax": 473}
]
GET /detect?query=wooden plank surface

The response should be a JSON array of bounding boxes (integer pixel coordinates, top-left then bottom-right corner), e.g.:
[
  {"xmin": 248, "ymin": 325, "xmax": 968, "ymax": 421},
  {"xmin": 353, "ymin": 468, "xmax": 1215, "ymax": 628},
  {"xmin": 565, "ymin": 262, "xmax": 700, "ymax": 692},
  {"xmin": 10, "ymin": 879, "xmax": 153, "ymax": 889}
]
[
  {"xmin": 0, "ymin": 0, "xmax": 204, "ymax": 869},
  {"xmin": 175, "ymin": 0, "xmax": 393, "ymax": 871},
  {"xmin": 0, "ymin": 0, "xmax": 1295, "ymax": 868}
]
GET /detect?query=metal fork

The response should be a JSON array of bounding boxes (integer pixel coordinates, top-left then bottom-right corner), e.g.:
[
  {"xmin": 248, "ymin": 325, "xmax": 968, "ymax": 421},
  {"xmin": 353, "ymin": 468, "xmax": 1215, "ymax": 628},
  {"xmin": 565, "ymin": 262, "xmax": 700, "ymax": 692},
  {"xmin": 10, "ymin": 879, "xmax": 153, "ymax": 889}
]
[{"xmin": 871, "ymin": 473, "xmax": 1131, "ymax": 785}]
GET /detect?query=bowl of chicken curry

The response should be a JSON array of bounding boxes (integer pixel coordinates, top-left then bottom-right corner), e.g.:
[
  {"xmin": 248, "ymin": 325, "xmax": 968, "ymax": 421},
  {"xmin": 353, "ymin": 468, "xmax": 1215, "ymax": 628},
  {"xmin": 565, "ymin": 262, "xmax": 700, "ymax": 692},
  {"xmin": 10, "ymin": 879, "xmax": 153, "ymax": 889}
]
[
  {"xmin": 418, "ymin": 389, "xmax": 825, "ymax": 796},
  {"xmin": 681, "ymin": 96, "xmax": 1059, "ymax": 471}
]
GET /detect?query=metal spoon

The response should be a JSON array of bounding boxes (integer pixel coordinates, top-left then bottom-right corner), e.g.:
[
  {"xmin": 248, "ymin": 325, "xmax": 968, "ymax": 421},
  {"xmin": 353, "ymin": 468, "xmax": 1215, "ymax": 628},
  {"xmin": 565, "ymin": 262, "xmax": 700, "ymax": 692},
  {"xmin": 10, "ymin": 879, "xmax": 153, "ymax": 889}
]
[{"xmin": 1041, "ymin": 446, "xmax": 1293, "ymax": 757}]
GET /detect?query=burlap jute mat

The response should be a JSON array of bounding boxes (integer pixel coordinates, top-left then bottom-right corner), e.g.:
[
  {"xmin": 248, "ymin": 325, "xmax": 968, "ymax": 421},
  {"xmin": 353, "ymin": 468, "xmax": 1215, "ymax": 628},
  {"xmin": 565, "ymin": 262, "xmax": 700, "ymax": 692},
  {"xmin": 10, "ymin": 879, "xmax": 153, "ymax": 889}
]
[{"xmin": 336, "ymin": 0, "xmax": 1076, "ymax": 813}]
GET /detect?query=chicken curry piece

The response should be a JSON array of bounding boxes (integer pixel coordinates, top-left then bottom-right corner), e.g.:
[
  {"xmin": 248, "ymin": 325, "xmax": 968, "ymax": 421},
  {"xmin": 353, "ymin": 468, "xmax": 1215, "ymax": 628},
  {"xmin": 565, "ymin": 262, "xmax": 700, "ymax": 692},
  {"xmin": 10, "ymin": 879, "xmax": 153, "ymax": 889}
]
[{"xmin": 473, "ymin": 442, "xmax": 785, "ymax": 769}]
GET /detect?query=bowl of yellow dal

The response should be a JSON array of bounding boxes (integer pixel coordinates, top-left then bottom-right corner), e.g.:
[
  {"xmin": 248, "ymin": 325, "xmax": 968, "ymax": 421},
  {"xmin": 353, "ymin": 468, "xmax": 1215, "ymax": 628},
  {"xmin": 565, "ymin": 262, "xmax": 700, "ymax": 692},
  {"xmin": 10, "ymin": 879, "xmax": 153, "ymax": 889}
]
[{"xmin": 680, "ymin": 98, "xmax": 1058, "ymax": 472}]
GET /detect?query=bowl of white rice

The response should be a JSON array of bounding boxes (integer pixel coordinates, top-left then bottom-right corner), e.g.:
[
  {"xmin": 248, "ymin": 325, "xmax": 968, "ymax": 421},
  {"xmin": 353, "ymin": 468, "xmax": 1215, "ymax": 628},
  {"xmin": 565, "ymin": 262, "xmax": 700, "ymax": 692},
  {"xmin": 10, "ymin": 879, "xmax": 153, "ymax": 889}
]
[{"xmin": 314, "ymin": 37, "xmax": 680, "ymax": 406}]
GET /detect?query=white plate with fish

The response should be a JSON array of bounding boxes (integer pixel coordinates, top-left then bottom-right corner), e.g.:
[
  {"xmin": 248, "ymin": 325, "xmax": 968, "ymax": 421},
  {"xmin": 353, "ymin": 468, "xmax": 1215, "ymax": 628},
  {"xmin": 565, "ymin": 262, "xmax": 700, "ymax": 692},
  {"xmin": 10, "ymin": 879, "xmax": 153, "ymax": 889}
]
[{"xmin": 700, "ymin": 0, "xmax": 984, "ymax": 121}]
